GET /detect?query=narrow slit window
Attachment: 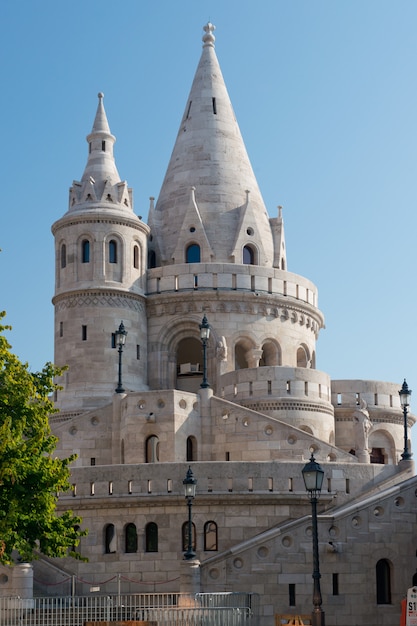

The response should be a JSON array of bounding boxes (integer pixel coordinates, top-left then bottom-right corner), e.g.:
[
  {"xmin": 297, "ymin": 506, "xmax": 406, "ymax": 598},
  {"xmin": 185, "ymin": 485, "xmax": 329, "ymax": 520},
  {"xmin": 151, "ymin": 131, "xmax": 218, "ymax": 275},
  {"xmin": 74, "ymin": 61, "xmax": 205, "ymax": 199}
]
[
  {"xmin": 60, "ymin": 322, "xmax": 63, "ymax": 337},
  {"xmin": 212, "ymin": 97, "xmax": 217, "ymax": 114},
  {"xmin": 61, "ymin": 244, "xmax": 67, "ymax": 268},
  {"xmin": 332, "ymin": 573, "xmax": 339, "ymax": 596},
  {"xmin": 186, "ymin": 101, "xmax": 192, "ymax": 118},
  {"xmin": 289, "ymin": 584, "xmax": 296, "ymax": 606},
  {"xmin": 109, "ymin": 240, "xmax": 117, "ymax": 264},
  {"xmin": 102, "ymin": 140, "xmax": 106, "ymax": 151},
  {"xmin": 82, "ymin": 239, "xmax": 90, "ymax": 263},
  {"xmin": 82, "ymin": 325, "xmax": 87, "ymax": 341},
  {"xmin": 136, "ymin": 345, "xmax": 140, "ymax": 360},
  {"xmin": 133, "ymin": 245, "xmax": 139, "ymax": 269}
]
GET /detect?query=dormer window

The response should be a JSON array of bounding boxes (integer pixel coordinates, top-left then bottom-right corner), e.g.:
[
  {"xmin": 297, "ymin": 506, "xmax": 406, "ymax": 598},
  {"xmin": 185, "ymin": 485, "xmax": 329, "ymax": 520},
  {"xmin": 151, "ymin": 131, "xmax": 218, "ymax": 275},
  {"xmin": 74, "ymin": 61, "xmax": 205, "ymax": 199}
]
[
  {"xmin": 186, "ymin": 244, "xmax": 200, "ymax": 263},
  {"xmin": 243, "ymin": 244, "xmax": 255, "ymax": 265}
]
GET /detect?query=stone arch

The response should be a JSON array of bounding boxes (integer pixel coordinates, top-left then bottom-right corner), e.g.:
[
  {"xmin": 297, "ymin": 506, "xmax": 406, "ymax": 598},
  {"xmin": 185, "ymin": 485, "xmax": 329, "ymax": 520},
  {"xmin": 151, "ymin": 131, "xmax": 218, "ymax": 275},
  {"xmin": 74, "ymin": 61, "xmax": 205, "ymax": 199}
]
[
  {"xmin": 369, "ymin": 429, "xmax": 396, "ymax": 465},
  {"xmin": 233, "ymin": 333, "xmax": 257, "ymax": 370},
  {"xmin": 296, "ymin": 343, "xmax": 311, "ymax": 368},
  {"xmin": 259, "ymin": 338, "xmax": 282, "ymax": 366},
  {"xmin": 156, "ymin": 316, "xmax": 218, "ymax": 391}
]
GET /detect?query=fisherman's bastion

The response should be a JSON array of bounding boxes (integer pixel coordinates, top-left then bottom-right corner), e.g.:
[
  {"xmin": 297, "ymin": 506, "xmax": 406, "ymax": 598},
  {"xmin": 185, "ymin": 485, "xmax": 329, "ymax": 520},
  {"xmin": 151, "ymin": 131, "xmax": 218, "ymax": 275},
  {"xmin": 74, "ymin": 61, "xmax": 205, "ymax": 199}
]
[{"xmin": 2, "ymin": 22, "xmax": 416, "ymax": 626}]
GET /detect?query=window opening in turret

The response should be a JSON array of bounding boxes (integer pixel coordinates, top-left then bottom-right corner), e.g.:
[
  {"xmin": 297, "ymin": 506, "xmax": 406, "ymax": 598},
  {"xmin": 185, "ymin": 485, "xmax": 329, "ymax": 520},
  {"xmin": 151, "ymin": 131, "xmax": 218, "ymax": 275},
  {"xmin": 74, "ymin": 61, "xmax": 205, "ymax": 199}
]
[
  {"xmin": 125, "ymin": 523, "xmax": 138, "ymax": 553},
  {"xmin": 182, "ymin": 522, "xmax": 196, "ymax": 553},
  {"xmin": 148, "ymin": 249, "xmax": 156, "ymax": 269},
  {"xmin": 187, "ymin": 436, "xmax": 197, "ymax": 461},
  {"xmin": 289, "ymin": 584, "xmax": 296, "ymax": 606},
  {"xmin": 82, "ymin": 325, "xmax": 87, "ymax": 341},
  {"xmin": 332, "ymin": 574, "xmax": 339, "ymax": 596},
  {"xmin": 104, "ymin": 524, "xmax": 116, "ymax": 554},
  {"xmin": 243, "ymin": 245, "xmax": 255, "ymax": 265},
  {"xmin": 109, "ymin": 240, "xmax": 117, "ymax": 263},
  {"xmin": 370, "ymin": 448, "xmax": 385, "ymax": 464},
  {"xmin": 204, "ymin": 521, "xmax": 218, "ymax": 551},
  {"xmin": 376, "ymin": 559, "xmax": 392, "ymax": 604},
  {"xmin": 82, "ymin": 239, "xmax": 90, "ymax": 263},
  {"xmin": 212, "ymin": 97, "xmax": 217, "ymax": 114},
  {"xmin": 146, "ymin": 522, "xmax": 158, "ymax": 552},
  {"xmin": 102, "ymin": 140, "xmax": 106, "ymax": 151},
  {"xmin": 133, "ymin": 245, "xmax": 139, "ymax": 269},
  {"xmin": 60, "ymin": 244, "xmax": 66, "ymax": 268},
  {"xmin": 145, "ymin": 435, "xmax": 159, "ymax": 463},
  {"xmin": 186, "ymin": 243, "xmax": 200, "ymax": 263}
]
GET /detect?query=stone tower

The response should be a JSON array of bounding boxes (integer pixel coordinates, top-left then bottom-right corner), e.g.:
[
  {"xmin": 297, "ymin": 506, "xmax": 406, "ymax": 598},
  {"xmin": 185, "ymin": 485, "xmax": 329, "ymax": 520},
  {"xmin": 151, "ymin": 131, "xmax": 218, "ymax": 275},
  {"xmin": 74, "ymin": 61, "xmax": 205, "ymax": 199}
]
[
  {"xmin": 51, "ymin": 93, "xmax": 149, "ymax": 413},
  {"xmin": 34, "ymin": 23, "xmax": 416, "ymax": 626},
  {"xmin": 147, "ymin": 23, "xmax": 333, "ymax": 443}
]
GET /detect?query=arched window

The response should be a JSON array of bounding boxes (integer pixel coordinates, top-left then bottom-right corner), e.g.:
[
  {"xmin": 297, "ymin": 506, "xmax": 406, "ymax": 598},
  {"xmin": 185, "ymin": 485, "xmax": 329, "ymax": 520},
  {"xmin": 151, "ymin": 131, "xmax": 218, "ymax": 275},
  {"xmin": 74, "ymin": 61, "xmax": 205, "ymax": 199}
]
[
  {"xmin": 243, "ymin": 245, "xmax": 255, "ymax": 265},
  {"xmin": 376, "ymin": 559, "xmax": 391, "ymax": 604},
  {"xmin": 204, "ymin": 521, "xmax": 218, "ymax": 551},
  {"xmin": 182, "ymin": 521, "xmax": 196, "ymax": 553},
  {"xmin": 61, "ymin": 244, "xmax": 67, "ymax": 269},
  {"xmin": 186, "ymin": 436, "xmax": 197, "ymax": 462},
  {"xmin": 297, "ymin": 345, "xmax": 309, "ymax": 368},
  {"xmin": 104, "ymin": 523, "xmax": 116, "ymax": 554},
  {"xmin": 145, "ymin": 522, "xmax": 158, "ymax": 552},
  {"xmin": 82, "ymin": 239, "xmax": 90, "ymax": 263},
  {"xmin": 148, "ymin": 250, "xmax": 156, "ymax": 269},
  {"xmin": 125, "ymin": 523, "xmax": 137, "ymax": 553},
  {"xmin": 133, "ymin": 245, "xmax": 139, "ymax": 269},
  {"xmin": 145, "ymin": 435, "xmax": 159, "ymax": 463},
  {"xmin": 186, "ymin": 244, "xmax": 200, "ymax": 263},
  {"xmin": 109, "ymin": 240, "xmax": 117, "ymax": 264}
]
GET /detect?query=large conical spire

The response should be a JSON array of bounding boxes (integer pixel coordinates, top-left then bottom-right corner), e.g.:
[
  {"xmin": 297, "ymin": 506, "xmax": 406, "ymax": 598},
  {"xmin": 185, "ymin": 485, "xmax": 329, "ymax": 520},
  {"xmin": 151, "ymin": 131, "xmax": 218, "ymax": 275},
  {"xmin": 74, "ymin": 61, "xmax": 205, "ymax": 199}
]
[
  {"xmin": 152, "ymin": 23, "xmax": 274, "ymax": 266},
  {"xmin": 67, "ymin": 93, "xmax": 133, "ymax": 214}
]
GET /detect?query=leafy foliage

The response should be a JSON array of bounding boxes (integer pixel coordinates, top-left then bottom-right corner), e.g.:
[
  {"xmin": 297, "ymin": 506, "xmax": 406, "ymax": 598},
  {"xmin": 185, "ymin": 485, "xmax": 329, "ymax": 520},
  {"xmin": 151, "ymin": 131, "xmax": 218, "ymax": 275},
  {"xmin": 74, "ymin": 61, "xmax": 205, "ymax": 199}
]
[{"xmin": 0, "ymin": 312, "xmax": 85, "ymax": 564}]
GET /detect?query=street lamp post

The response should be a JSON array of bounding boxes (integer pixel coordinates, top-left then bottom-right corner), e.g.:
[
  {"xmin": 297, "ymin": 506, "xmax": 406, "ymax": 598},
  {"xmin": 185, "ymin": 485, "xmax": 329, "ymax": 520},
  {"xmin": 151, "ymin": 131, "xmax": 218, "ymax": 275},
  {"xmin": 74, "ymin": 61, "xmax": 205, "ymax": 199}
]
[
  {"xmin": 115, "ymin": 321, "xmax": 127, "ymax": 393},
  {"xmin": 199, "ymin": 314, "xmax": 210, "ymax": 389},
  {"xmin": 399, "ymin": 379, "xmax": 412, "ymax": 461},
  {"xmin": 302, "ymin": 453, "xmax": 325, "ymax": 626},
  {"xmin": 183, "ymin": 466, "xmax": 197, "ymax": 560}
]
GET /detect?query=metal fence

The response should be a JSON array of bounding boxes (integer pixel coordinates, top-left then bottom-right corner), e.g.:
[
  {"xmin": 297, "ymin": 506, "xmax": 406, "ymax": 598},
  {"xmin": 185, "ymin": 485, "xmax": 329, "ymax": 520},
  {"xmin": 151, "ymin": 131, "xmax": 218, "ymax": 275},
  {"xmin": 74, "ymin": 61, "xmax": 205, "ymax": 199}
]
[{"xmin": 0, "ymin": 592, "xmax": 259, "ymax": 626}]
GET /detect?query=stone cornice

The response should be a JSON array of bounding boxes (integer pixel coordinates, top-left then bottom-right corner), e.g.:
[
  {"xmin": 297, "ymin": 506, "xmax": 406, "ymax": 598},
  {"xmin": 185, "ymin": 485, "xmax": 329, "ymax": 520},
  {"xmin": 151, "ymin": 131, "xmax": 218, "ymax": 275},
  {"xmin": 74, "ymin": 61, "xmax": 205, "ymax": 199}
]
[
  {"xmin": 52, "ymin": 212, "xmax": 149, "ymax": 236},
  {"xmin": 146, "ymin": 290, "xmax": 324, "ymax": 335},
  {"xmin": 52, "ymin": 289, "xmax": 145, "ymax": 312}
]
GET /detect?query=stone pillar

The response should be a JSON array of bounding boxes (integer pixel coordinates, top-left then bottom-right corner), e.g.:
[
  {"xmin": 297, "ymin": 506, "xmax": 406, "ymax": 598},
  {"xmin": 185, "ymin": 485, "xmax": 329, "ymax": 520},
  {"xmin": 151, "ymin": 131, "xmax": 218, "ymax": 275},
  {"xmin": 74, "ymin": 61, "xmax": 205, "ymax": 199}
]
[
  {"xmin": 13, "ymin": 563, "xmax": 33, "ymax": 598},
  {"xmin": 179, "ymin": 558, "xmax": 201, "ymax": 595}
]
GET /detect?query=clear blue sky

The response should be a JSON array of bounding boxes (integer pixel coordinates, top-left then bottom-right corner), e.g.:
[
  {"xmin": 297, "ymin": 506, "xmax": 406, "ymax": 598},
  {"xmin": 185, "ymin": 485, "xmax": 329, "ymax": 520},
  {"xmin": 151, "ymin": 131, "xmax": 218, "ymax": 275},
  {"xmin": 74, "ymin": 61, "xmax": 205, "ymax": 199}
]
[{"xmin": 2, "ymin": 2, "xmax": 417, "ymax": 447}]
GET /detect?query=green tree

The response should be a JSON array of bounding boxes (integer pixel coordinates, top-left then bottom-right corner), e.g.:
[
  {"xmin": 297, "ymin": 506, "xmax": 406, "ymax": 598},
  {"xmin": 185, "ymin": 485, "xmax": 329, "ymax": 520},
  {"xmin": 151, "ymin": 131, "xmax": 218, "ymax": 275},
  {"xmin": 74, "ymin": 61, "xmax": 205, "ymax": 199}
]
[{"xmin": 0, "ymin": 312, "xmax": 85, "ymax": 564}]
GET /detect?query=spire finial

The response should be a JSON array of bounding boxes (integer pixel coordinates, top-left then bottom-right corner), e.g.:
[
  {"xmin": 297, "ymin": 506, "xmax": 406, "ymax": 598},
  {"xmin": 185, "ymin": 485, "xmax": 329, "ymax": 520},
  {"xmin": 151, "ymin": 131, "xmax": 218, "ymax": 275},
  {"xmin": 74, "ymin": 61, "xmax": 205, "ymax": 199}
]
[
  {"xmin": 202, "ymin": 22, "xmax": 215, "ymax": 48},
  {"xmin": 98, "ymin": 92, "xmax": 104, "ymax": 100}
]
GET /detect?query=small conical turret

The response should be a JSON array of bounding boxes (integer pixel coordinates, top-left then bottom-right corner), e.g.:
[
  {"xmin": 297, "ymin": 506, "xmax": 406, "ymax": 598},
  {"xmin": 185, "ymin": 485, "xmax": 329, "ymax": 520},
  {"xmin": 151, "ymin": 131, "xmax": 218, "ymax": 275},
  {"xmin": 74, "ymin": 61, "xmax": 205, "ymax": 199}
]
[
  {"xmin": 152, "ymin": 23, "xmax": 274, "ymax": 266},
  {"xmin": 68, "ymin": 93, "xmax": 133, "ymax": 213}
]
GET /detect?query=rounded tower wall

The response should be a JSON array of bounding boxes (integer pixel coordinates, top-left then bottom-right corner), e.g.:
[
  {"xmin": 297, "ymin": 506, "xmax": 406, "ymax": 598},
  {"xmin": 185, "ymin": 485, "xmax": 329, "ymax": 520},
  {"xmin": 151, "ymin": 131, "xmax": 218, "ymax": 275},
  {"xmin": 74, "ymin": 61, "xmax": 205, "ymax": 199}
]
[
  {"xmin": 219, "ymin": 366, "xmax": 334, "ymax": 443},
  {"xmin": 332, "ymin": 379, "xmax": 415, "ymax": 463},
  {"xmin": 53, "ymin": 294, "xmax": 148, "ymax": 412}
]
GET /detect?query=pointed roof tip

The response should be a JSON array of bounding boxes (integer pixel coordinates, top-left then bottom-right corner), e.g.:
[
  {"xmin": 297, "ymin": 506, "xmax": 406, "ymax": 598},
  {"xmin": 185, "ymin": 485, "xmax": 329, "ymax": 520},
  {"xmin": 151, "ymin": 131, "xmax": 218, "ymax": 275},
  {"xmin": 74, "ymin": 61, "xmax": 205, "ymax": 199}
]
[
  {"xmin": 202, "ymin": 22, "xmax": 215, "ymax": 48},
  {"xmin": 92, "ymin": 91, "xmax": 111, "ymax": 134}
]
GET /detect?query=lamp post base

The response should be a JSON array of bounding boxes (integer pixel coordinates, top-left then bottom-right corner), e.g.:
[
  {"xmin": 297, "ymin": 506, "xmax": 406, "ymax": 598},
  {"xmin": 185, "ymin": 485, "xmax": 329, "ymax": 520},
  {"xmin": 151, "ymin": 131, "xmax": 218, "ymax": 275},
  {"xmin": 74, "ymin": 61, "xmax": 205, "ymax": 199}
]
[{"xmin": 311, "ymin": 609, "xmax": 325, "ymax": 626}]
